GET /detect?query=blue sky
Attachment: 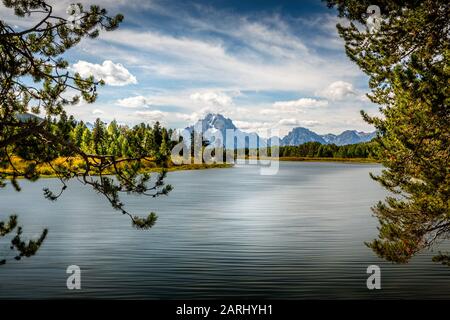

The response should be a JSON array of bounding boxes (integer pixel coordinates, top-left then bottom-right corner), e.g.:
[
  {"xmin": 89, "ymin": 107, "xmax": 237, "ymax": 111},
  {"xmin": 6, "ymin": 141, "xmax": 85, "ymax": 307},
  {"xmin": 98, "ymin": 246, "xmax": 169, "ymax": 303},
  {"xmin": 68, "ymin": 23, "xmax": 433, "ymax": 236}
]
[{"xmin": 1, "ymin": 0, "xmax": 379, "ymax": 136}]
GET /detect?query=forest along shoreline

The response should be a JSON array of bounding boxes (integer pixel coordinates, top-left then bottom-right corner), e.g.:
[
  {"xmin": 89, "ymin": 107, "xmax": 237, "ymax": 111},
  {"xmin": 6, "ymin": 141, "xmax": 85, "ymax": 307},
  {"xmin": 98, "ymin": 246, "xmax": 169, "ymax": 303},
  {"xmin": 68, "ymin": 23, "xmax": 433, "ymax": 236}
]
[
  {"xmin": 245, "ymin": 156, "xmax": 379, "ymax": 163},
  {"xmin": 6, "ymin": 155, "xmax": 378, "ymax": 179},
  {"xmin": 4, "ymin": 156, "xmax": 232, "ymax": 179}
]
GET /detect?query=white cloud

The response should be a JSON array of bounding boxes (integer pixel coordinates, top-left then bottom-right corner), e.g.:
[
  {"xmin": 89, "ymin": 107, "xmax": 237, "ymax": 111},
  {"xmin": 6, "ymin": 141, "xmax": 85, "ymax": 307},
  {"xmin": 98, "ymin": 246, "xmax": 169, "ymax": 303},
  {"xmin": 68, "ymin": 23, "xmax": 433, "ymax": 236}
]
[
  {"xmin": 319, "ymin": 81, "xmax": 355, "ymax": 101},
  {"xmin": 260, "ymin": 108, "xmax": 281, "ymax": 116},
  {"xmin": 273, "ymin": 98, "xmax": 328, "ymax": 110},
  {"xmin": 189, "ymin": 91, "xmax": 233, "ymax": 107},
  {"xmin": 302, "ymin": 120, "xmax": 321, "ymax": 127},
  {"xmin": 278, "ymin": 119, "xmax": 320, "ymax": 127},
  {"xmin": 233, "ymin": 120, "xmax": 272, "ymax": 131},
  {"xmin": 72, "ymin": 60, "xmax": 137, "ymax": 86},
  {"xmin": 134, "ymin": 110, "xmax": 167, "ymax": 121},
  {"xmin": 277, "ymin": 118, "xmax": 300, "ymax": 126},
  {"xmin": 225, "ymin": 17, "xmax": 309, "ymax": 60},
  {"xmin": 92, "ymin": 108, "xmax": 104, "ymax": 115},
  {"xmin": 116, "ymin": 96, "xmax": 151, "ymax": 108}
]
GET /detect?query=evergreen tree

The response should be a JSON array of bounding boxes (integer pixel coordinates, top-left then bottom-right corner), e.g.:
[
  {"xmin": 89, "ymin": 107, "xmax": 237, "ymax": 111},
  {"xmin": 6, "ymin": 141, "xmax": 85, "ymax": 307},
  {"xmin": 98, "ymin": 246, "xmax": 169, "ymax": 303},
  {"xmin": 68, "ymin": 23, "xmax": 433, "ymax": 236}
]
[
  {"xmin": 80, "ymin": 128, "xmax": 93, "ymax": 154},
  {"xmin": 114, "ymin": 135, "xmax": 124, "ymax": 157},
  {"xmin": 92, "ymin": 118, "xmax": 106, "ymax": 154},
  {"xmin": 71, "ymin": 122, "xmax": 87, "ymax": 148},
  {"xmin": 152, "ymin": 121, "xmax": 163, "ymax": 152},
  {"xmin": 106, "ymin": 120, "xmax": 120, "ymax": 155},
  {"xmin": 326, "ymin": 0, "xmax": 449, "ymax": 264}
]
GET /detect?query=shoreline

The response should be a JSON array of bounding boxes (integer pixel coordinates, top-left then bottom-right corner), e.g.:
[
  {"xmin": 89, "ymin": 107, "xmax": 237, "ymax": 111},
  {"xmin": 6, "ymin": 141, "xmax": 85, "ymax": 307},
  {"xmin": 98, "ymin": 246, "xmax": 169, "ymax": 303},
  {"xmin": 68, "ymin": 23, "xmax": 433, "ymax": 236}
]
[{"xmin": 241, "ymin": 156, "xmax": 379, "ymax": 164}]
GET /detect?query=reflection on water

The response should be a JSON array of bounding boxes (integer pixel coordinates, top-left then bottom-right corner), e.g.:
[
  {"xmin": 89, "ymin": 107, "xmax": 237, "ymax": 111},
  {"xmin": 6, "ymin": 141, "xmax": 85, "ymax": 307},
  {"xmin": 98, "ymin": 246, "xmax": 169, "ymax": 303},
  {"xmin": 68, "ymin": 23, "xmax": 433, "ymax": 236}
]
[{"xmin": 0, "ymin": 162, "xmax": 449, "ymax": 299}]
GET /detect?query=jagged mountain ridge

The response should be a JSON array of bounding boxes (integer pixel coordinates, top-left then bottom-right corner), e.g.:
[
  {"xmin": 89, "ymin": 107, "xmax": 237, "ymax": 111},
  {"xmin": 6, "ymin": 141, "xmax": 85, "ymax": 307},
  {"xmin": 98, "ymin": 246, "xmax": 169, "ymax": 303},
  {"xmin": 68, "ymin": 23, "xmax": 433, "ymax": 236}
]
[
  {"xmin": 281, "ymin": 127, "xmax": 326, "ymax": 145},
  {"xmin": 185, "ymin": 113, "xmax": 260, "ymax": 149},
  {"xmin": 186, "ymin": 113, "xmax": 376, "ymax": 147}
]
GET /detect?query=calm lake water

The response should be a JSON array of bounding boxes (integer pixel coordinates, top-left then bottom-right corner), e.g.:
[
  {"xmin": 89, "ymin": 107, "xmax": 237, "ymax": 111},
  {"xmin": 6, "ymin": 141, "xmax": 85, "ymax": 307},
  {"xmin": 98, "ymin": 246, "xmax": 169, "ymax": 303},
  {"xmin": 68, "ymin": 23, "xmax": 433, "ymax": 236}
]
[{"xmin": 0, "ymin": 161, "xmax": 449, "ymax": 299}]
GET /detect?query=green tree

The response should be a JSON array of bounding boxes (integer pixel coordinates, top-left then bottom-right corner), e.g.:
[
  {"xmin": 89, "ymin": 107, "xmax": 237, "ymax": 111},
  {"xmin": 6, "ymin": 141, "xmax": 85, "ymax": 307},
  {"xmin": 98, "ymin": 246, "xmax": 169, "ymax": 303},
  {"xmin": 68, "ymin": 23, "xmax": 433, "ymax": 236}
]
[
  {"xmin": 107, "ymin": 119, "xmax": 119, "ymax": 137},
  {"xmin": 326, "ymin": 0, "xmax": 449, "ymax": 264},
  {"xmin": 152, "ymin": 121, "xmax": 163, "ymax": 153},
  {"xmin": 118, "ymin": 134, "xmax": 129, "ymax": 157},
  {"xmin": 0, "ymin": 0, "xmax": 171, "ymax": 264},
  {"xmin": 92, "ymin": 118, "xmax": 106, "ymax": 154},
  {"xmin": 106, "ymin": 120, "xmax": 120, "ymax": 155},
  {"xmin": 71, "ymin": 121, "xmax": 87, "ymax": 148},
  {"xmin": 80, "ymin": 127, "xmax": 93, "ymax": 153}
]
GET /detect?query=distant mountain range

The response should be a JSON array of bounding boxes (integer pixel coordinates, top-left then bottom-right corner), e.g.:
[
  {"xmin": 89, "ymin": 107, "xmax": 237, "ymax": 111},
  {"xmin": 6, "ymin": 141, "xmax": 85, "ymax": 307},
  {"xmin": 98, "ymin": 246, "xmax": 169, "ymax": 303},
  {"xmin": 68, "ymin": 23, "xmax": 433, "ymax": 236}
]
[
  {"xmin": 16, "ymin": 113, "xmax": 43, "ymax": 122},
  {"xmin": 282, "ymin": 126, "xmax": 376, "ymax": 146},
  {"xmin": 17, "ymin": 113, "xmax": 97, "ymax": 131},
  {"xmin": 186, "ymin": 113, "xmax": 376, "ymax": 148}
]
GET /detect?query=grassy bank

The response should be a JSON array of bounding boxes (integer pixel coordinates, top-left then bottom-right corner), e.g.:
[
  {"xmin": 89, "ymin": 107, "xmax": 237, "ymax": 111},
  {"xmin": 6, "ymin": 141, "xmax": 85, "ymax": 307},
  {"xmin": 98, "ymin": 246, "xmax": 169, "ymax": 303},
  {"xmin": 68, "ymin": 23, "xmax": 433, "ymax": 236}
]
[{"xmin": 3, "ymin": 156, "xmax": 232, "ymax": 179}]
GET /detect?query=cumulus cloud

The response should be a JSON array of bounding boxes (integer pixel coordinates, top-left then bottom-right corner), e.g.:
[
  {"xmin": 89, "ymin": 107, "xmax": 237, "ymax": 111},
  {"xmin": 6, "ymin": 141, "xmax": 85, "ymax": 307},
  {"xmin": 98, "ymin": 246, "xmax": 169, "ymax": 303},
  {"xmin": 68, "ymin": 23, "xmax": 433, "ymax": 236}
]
[
  {"xmin": 134, "ymin": 110, "xmax": 167, "ymax": 121},
  {"xmin": 92, "ymin": 109, "xmax": 104, "ymax": 115},
  {"xmin": 259, "ymin": 108, "xmax": 281, "ymax": 116},
  {"xmin": 278, "ymin": 119, "xmax": 320, "ymax": 127},
  {"xmin": 233, "ymin": 120, "xmax": 272, "ymax": 131},
  {"xmin": 302, "ymin": 120, "xmax": 321, "ymax": 127},
  {"xmin": 190, "ymin": 91, "xmax": 233, "ymax": 107},
  {"xmin": 319, "ymin": 81, "xmax": 355, "ymax": 101},
  {"xmin": 116, "ymin": 96, "xmax": 151, "ymax": 108},
  {"xmin": 273, "ymin": 98, "xmax": 328, "ymax": 110},
  {"xmin": 277, "ymin": 118, "xmax": 300, "ymax": 126},
  {"xmin": 72, "ymin": 60, "xmax": 137, "ymax": 86}
]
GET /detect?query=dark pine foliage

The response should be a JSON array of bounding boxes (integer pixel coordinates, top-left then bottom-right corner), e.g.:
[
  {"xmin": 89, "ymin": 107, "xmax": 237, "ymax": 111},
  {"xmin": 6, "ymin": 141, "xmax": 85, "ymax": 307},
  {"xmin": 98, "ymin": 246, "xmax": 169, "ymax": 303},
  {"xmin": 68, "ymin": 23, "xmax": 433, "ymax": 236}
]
[{"xmin": 326, "ymin": 0, "xmax": 449, "ymax": 264}]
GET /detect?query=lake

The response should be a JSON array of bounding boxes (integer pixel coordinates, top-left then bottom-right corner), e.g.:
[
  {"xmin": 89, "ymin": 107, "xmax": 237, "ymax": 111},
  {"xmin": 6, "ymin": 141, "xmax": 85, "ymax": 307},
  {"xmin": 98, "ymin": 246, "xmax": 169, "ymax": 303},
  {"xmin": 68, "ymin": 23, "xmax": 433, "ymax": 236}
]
[{"xmin": 0, "ymin": 161, "xmax": 449, "ymax": 299}]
